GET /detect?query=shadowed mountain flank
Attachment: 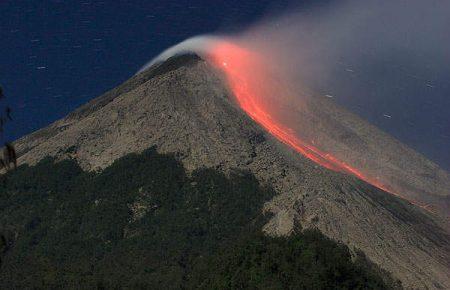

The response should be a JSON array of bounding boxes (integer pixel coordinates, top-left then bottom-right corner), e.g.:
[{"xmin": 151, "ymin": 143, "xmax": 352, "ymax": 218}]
[{"xmin": 13, "ymin": 54, "xmax": 450, "ymax": 289}]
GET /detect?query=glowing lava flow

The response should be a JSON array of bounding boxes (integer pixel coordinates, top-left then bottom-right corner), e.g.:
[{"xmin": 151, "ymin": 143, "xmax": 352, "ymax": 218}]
[{"xmin": 206, "ymin": 40, "xmax": 434, "ymax": 210}]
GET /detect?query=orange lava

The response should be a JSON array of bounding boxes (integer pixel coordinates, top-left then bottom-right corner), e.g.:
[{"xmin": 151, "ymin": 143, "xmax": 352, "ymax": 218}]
[{"xmin": 206, "ymin": 40, "xmax": 433, "ymax": 211}]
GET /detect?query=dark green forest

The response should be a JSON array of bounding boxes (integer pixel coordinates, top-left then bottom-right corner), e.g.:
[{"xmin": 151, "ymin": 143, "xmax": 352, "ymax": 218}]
[{"xmin": 0, "ymin": 147, "xmax": 396, "ymax": 289}]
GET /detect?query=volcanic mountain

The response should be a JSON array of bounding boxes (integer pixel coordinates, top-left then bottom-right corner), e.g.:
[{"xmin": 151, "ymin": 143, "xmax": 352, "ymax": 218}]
[{"xmin": 13, "ymin": 54, "xmax": 450, "ymax": 289}]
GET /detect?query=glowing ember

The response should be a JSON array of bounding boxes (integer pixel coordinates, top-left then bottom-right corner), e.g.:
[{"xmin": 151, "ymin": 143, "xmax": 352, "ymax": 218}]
[{"xmin": 206, "ymin": 40, "xmax": 434, "ymax": 211}]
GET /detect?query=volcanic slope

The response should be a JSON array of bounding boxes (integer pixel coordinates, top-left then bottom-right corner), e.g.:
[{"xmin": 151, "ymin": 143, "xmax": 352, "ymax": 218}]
[{"xmin": 14, "ymin": 54, "xmax": 450, "ymax": 289}]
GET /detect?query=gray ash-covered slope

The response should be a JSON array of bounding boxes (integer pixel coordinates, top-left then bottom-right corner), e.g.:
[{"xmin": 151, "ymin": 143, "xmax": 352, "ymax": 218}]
[{"xmin": 14, "ymin": 54, "xmax": 450, "ymax": 289}]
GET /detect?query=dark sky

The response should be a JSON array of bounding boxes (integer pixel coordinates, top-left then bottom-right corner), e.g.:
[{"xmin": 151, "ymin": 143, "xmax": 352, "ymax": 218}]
[
  {"xmin": 0, "ymin": 0, "xmax": 293, "ymax": 139},
  {"xmin": 1, "ymin": 0, "xmax": 449, "ymax": 170}
]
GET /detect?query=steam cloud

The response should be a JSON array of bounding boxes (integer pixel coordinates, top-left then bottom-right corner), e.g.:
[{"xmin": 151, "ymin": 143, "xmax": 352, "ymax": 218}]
[
  {"xmin": 144, "ymin": 0, "xmax": 450, "ymax": 91},
  {"xmin": 140, "ymin": 0, "xmax": 450, "ymax": 216}
]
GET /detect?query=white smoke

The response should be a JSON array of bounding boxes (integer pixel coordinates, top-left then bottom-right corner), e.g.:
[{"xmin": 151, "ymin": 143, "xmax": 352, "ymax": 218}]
[
  {"xmin": 140, "ymin": 0, "xmax": 450, "ymax": 96},
  {"xmin": 138, "ymin": 35, "xmax": 223, "ymax": 73}
]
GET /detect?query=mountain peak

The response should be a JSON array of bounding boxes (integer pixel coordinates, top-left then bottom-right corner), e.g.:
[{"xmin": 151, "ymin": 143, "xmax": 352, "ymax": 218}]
[{"xmin": 13, "ymin": 54, "xmax": 450, "ymax": 289}]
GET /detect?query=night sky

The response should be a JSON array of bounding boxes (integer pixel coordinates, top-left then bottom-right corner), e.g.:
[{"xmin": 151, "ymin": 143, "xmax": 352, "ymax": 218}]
[
  {"xmin": 1, "ymin": 0, "xmax": 288, "ymax": 138},
  {"xmin": 1, "ymin": 0, "xmax": 449, "ymax": 170}
]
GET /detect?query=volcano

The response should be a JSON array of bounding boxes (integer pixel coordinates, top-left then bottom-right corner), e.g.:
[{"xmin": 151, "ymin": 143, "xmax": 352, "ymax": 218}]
[{"xmin": 13, "ymin": 54, "xmax": 450, "ymax": 289}]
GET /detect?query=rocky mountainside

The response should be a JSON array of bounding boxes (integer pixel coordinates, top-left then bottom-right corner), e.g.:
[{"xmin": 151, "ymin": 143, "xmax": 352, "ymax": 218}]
[{"xmin": 14, "ymin": 54, "xmax": 450, "ymax": 289}]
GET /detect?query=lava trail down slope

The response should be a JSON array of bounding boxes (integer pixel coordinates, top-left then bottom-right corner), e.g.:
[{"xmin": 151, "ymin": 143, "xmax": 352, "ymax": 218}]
[{"xmin": 206, "ymin": 39, "xmax": 450, "ymax": 217}]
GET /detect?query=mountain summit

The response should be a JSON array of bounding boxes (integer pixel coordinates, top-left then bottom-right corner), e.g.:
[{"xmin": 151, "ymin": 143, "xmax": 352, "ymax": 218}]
[{"xmin": 13, "ymin": 54, "xmax": 450, "ymax": 289}]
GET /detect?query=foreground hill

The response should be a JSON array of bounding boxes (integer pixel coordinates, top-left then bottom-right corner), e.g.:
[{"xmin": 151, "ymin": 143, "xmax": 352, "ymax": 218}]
[
  {"xmin": 0, "ymin": 148, "xmax": 393, "ymax": 289},
  {"xmin": 12, "ymin": 54, "xmax": 450, "ymax": 288}
]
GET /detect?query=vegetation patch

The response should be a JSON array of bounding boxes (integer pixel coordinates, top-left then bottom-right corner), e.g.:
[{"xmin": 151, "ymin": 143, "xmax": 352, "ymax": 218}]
[{"xmin": 0, "ymin": 147, "xmax": 395, "ymax": 289}]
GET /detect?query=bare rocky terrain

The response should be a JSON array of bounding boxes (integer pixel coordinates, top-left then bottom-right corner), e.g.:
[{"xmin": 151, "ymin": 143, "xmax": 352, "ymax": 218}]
[{"xmin": 14, "ymin": 54, "xmax": 450, "ymax": 289}]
